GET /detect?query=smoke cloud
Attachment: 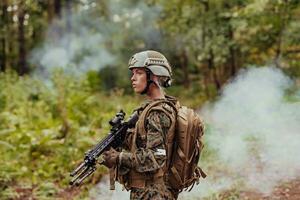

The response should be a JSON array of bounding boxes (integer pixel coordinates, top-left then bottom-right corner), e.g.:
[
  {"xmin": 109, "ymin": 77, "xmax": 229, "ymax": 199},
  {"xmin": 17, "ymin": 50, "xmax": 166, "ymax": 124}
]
[
  {"xmin": 89, "ymin": 175, "xmax": 129, "ymax": 200},
  {"xmin": 30, "ymin": 12, "xmax": 115, "ymax": 77},
  {"xmin": 187, "ymin": 66, "xmax": 300, "ymax": 198},
  {"xmin": 29, "ymin": 0, "xmax": 162, "ymax": 77},
  {"xmin": 92, "ymin": 67, "xmax": 299, "ymax": 199}
]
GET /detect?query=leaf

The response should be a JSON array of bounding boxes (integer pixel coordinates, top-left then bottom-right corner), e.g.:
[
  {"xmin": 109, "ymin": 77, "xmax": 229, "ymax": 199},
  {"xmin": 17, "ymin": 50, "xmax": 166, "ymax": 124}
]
[{"xmin": 0, "ymin": 141, "xmax": 15, "ymax": 150}]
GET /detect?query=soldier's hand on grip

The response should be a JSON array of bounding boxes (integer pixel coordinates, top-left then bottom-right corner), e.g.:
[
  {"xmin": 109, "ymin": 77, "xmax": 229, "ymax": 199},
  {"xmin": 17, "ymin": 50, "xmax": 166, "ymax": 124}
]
[{"xmin": 102, "ymin": 147, "xmax": 120, "ymax": 168}]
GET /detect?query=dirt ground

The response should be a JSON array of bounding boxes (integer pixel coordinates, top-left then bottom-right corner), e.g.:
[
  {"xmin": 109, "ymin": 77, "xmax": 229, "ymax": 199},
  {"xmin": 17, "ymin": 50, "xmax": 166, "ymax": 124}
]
[
  {"xmin": 238, "ymin": 179, "xmax": 300, "ymax": 200},
  {"xmin": 12, "ymin": 179, "xmax": 300, "ymax": 199}
]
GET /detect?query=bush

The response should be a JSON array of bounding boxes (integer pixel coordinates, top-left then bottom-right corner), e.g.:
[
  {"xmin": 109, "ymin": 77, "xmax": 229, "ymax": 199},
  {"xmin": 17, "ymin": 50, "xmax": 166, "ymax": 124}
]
[{"xmin": 0, "ymin": 70, "xmax": 140, "ymax": 199}]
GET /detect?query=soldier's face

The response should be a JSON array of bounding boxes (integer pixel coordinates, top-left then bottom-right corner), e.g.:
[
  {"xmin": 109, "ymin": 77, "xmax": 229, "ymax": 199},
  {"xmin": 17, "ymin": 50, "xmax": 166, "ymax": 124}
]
[{"xmin": 130, "ymin": 68, "xmax": 147, "ymax": 93}]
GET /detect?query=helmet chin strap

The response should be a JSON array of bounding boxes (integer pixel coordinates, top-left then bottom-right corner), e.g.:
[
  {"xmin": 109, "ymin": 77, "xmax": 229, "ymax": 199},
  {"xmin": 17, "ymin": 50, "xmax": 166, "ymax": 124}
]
[{"xmin": 141, "ymin": 69, "xmax": 154, "ymax": 95}]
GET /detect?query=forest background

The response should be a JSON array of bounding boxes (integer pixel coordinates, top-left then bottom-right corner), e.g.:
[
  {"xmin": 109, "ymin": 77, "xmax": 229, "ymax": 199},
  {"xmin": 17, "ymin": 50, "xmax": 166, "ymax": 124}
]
[{"xmin": 0, "ymin": 0, "xmax": 299, "ymax": 199}]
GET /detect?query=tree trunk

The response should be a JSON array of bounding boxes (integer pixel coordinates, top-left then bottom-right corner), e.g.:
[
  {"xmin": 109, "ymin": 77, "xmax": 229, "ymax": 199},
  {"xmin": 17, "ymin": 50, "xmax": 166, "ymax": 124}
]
[
  {"xmin": 54, "ymin": 0, "xmax": 61, "ymax": 18},
  {"xmin": 274, "ymin": 1, "xmax": 290, "ymax": 68},
  {"xmin": 65, "ymin": 0, "xmax": 72, "ymax": 32},
  {"xmin": 200, "ymin": 1, "xmax": 210, "ymax": 97},
  {"xmin": 203, "ymin": 68, "xmax": 210, "ymax": 98},
  {"xmin": 212, "ymin": 68, "xmax": 221, "ymax": 91},
  {"xmin": 203, "ymin": 1, "xmax": 221, "ymax": 92},
  {"xmin": 1, "ymin": 38, "xmax": 6, "ymax": 72},
  {"xmin": 228, "ymin": 26, "xmax": 236, "ymax": 77},
  {"xmin": 17, "ymin": 2, "xmax": 28, "ymax": 75},
  {"xmin": 48, "ymin": 0, "xmax": 55, "ymax": 22},
  {"xmin": 180, "ymin": 50, "xmax": 190, "ymax": 88},
  {"xmin": 65, "ymin": 0, "xmax": 72, "ymax": 51},
  {"xmin": 1, "ymin": 0, "xmax": 8, "ymax": 72},
  {"xmin": 208, "ymin": 50, "xmax": 221, "ymax": 91},
  {"xmin": 274, "ymin": 17, "xmax": 284, "ymax": 68}
]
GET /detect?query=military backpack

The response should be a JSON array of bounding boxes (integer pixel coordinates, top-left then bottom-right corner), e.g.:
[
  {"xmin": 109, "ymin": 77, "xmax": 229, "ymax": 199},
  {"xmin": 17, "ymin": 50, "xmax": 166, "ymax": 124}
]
[{"xmin": 137, "ymin": 96, "xmax": 206, "ymax": 192}]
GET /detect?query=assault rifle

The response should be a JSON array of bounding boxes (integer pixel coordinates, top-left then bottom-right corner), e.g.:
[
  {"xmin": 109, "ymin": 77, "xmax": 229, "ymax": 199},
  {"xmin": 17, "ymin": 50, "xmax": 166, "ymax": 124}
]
[{"xmin": 69, "ymin": 110, "xmax": 138, "ymax": 186}]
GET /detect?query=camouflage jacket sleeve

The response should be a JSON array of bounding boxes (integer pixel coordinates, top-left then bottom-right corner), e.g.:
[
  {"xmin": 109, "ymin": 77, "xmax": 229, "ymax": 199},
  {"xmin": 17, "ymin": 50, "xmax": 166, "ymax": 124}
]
[{"xmin": 118, "ymin": 109, "xmax": 171, "ymax": 174}]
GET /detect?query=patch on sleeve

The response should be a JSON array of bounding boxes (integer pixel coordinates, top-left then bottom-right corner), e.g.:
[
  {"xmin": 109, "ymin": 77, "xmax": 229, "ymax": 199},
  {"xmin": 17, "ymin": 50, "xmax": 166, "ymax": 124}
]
[{"xmin": 154, "ymin": 149, "xmax": 166, "ymax": 156}]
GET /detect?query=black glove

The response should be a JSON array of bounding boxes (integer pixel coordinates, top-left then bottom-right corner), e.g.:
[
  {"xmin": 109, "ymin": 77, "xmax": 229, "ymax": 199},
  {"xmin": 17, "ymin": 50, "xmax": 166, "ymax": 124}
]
[{"xmin": 102, "ymin": 148, "xmax": 120, "ymax": 168}]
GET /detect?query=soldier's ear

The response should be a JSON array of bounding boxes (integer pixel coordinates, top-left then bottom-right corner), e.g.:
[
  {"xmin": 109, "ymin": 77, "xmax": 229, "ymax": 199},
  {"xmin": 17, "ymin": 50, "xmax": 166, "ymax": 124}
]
[{"xmin": 151, "ymin": 74, "xmax": 159, "ymax": 81}]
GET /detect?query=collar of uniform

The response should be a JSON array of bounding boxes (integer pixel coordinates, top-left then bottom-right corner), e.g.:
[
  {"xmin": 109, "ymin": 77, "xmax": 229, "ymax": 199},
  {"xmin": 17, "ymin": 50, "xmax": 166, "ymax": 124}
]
[
  {"xmin": 144, "ymin": 97, "xmax": 167, "ymax": 105},
  {"xmin": 136, "ymin": 98, "xmax": 166, "ymax": 114}
]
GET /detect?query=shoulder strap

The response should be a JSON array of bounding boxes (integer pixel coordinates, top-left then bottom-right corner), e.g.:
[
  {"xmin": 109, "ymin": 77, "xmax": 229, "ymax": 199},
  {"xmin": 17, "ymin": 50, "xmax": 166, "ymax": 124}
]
[{"xmin": 137, "ymin": 99, "xmax": 177, "ymax": 138}]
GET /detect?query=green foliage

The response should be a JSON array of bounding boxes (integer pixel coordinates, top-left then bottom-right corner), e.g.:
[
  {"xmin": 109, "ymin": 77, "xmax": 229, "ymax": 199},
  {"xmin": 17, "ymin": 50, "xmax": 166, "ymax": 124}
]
[
  {"xmin": 154, "ymin": 0, "xmax": 300, "ymax": 90},
  {"xmin": 0, "ymin": 70, "xmax": 213, "ymax": 199},
  {"xmin": 86, "ymin": 70, "xmax": 102, "ymax": 92},
  {"xmin": 0, "ymin": 70, "xmax": 140, "ymax": 199},
  {"xmin": 1, "ymin": 0, "xmax": 300, "ymax": 199},
  {"xmin": 168, "ymin": 83, "xmax": 209, "ymax": 109}
]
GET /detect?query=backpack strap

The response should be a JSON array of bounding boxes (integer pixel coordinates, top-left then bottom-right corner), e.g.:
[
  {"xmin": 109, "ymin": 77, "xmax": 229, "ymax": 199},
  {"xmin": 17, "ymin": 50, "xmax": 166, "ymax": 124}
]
[
  {"xmin": 136, "ymin": 99, "xmax": 178, "ymax": 181},
  {"xmin": 137, "ymin": 99, "xmax": 177, "ymax": 140}
]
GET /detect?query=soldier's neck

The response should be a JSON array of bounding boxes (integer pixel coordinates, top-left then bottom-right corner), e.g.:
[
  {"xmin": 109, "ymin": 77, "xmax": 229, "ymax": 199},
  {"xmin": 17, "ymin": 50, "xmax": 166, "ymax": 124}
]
[{"xmin": 146, "ymin": 85, "xmax": 165, "ymax": 100}]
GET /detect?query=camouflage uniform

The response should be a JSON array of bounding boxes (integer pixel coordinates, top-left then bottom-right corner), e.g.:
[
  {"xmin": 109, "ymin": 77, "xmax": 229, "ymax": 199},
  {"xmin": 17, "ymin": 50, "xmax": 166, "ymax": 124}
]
[
  {"xmin": 117, "ymin": 100, "xmax": 176, "ymax": 200},
  {"xmin": 129, "ymin": 183, "xmax": 173, "ymax": 200}
]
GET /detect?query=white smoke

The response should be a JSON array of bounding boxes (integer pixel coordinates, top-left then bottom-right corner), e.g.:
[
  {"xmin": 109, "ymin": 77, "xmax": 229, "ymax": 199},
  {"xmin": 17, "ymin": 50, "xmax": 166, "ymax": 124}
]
[
  {"xmin": 29, "ymin": 0, "xmax": 162, "ymax": 77},
  {"xmin": 194, "ymin": 66, "xmax": 300, "ymax": 197},
  {"xmin": 91, "ymin": 67, "xmax": 299, "ymax": 199},
  {"xmin": 30, "ymin": 9, "xmax": 115, "ymax": 76},
  {"xmin": 89, "ymin": 175, "xmax": 129, "ymax": 200}
]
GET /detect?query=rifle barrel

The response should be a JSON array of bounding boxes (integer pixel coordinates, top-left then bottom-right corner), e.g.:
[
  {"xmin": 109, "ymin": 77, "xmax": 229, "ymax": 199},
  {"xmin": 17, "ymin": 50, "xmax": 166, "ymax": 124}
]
[{"xmin": 70, "ymin": 162, "xmax": 85, "ymax": 177}]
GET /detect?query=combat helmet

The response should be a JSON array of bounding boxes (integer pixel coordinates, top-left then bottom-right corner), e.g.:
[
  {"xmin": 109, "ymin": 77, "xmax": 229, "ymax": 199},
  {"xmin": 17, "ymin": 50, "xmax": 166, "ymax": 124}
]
[{"xmin": 128, "ymin": 50, "xmax": 172, "ymax": 92}]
